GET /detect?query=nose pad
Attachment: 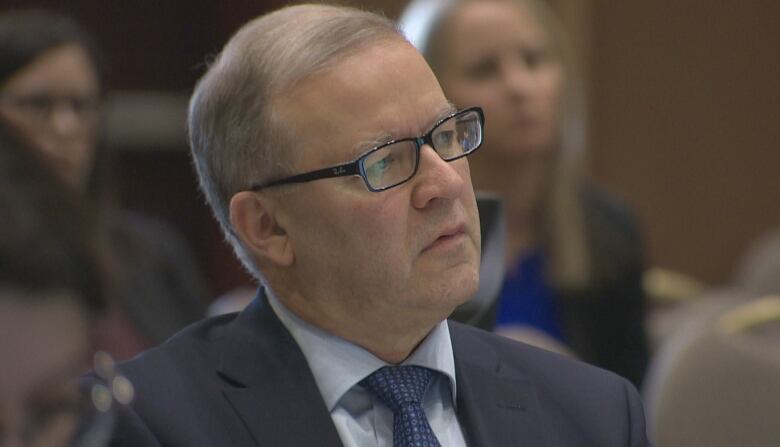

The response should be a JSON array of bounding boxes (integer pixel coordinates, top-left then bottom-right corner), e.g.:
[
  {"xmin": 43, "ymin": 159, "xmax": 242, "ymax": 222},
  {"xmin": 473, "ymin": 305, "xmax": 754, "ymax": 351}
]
[{"xmin": 418, "ymin": 143, "xmax": 448, "ymax": 170}]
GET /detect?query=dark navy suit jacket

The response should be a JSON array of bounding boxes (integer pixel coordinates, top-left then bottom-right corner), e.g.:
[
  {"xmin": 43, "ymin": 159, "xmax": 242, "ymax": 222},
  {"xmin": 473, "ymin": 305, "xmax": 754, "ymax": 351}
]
[{"xmin": 109, "ymin": 290, "xmax": 651, "ymax": 446}]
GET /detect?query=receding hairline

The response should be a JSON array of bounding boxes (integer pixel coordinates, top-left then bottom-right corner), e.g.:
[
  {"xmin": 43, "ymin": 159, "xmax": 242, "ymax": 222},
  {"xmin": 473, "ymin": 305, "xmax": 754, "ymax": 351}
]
[
  {"xmin": 219, "ymin": 5, "xmax": 404, "ymax": 98},
  {"xmin": 185, "ymin": 4, "xmax": 418, "ymax": 281},
  {"xmin": 267, "ymin": 38, "xmax": 457, "ymax": 164},
  {"xmin": 264, "ymin": 36, "xmax": 415, "ymax": 110}
]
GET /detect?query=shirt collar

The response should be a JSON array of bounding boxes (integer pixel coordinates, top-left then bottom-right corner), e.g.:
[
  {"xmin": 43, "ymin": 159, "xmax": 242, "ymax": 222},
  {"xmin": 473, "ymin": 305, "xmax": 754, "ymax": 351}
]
[{"xmin": 266, "ymin": 290, "xmax": 458, "ymax": 411}]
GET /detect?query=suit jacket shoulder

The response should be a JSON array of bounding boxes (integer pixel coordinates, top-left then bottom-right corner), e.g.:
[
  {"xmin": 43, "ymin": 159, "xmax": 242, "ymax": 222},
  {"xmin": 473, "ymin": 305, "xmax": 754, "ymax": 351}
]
[
  {"xmin": 110, "ymin": 297, "xmax": 342, "ymax": 447},
  {"xmin": 109, "ymin": 294, "xmax": 650, "ymax": 447},
  {"xmin": 450, "ymin": 321, "xmax": 651, "ymax": 446}
]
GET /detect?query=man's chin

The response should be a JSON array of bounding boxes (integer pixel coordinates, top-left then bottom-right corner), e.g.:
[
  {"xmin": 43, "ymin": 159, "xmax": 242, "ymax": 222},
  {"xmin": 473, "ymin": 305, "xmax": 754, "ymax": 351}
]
[{"xmin": 437, "ymin": 266, "xmax": 480, "ymax": 310}]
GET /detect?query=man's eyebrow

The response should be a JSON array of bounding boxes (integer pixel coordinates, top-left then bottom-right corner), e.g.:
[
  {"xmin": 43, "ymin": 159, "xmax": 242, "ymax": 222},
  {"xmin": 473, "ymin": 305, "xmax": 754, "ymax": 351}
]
[
  {"xmin": 351, "ymin": 103, "xmax": 458, "ymax": 157},
  {"xmin": 432, "ymin": 103, "xmax": 458, "ymax": 125},
  {"xmin": 353, "ymin": 133, "xmax": 394, "ymax": 157}
]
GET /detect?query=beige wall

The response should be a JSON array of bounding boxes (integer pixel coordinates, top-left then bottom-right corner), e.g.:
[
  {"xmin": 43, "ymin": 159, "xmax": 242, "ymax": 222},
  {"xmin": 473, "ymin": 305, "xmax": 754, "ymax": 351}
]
[{"xmin": 590, "ymin": 1, "xmax": 780, "ymax": 284}]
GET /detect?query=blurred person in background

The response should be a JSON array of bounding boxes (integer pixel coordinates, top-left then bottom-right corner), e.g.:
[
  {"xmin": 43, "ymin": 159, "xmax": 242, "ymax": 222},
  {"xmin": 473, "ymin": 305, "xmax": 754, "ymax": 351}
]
[
  {"xmin": 0, "ymin": 10, "xmax": 209, "ymax": 360},
  {"xmin": 0, "ymin": 118, "xmax": 129, "ymax": 447},
  {"xmin": 400, "ymin": 0, "xmax": 649, "ymax": 386}
]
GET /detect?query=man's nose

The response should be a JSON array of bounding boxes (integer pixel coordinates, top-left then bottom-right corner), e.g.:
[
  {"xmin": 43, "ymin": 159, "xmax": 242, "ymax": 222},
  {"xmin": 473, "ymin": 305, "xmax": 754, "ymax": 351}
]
[{"xmin": 410, "ymin": 144, "xmax": 466, "ymax": 209}]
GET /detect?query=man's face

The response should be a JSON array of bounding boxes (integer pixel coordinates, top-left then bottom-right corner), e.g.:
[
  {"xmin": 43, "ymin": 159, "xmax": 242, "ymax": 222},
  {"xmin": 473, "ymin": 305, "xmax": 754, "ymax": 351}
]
[{"xmin": 272, "ymin": 40, "xmax": 481, "ymax": 332}]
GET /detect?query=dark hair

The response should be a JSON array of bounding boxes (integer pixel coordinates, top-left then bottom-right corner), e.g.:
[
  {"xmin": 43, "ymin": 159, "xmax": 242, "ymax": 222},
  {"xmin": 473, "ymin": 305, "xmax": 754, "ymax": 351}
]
[
  {"xmin": 0, "ymin": 9, "xmax": 104, "ymax": 90},
  {"xmin": 0, "ymin": 9, "xmax": 111, "ymax": 203},
  {"xmin": 0, "ymin": 117, "xmax": 109, "ymax": 314}
]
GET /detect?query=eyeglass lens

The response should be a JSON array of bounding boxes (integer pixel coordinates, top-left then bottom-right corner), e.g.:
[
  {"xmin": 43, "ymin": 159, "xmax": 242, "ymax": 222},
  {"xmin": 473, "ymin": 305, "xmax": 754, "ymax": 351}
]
[{"xmin": 361, "ymin": 109, "xmax": 482, "ymax": 190}]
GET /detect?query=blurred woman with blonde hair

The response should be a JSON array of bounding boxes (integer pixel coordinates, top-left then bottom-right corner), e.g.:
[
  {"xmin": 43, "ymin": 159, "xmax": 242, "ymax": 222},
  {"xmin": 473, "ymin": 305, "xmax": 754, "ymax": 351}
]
[{"xmin": 400, "ymin": 0, "xmax": 649, "ymax": 386}]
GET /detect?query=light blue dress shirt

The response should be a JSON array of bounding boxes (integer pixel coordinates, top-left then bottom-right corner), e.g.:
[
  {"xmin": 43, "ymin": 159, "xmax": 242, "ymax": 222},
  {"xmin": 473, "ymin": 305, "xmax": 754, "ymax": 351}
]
[{"xmin": 267, "ymin": 291, "xmax": 468, "ymax": 447}]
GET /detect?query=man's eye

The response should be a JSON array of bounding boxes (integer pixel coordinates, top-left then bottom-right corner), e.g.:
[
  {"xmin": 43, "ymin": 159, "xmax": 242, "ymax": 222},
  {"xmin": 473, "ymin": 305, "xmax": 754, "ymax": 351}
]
[
  {"xmin": 370, "ymin": 154, "xmax": 395, "ymax": 174},
  {"xmin": 433, "ymin": 130, "xmax": 456, "ymax": 149}
]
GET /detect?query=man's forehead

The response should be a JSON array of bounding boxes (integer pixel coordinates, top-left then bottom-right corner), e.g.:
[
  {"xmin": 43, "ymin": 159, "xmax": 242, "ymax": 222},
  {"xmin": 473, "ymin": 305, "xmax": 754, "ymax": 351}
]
[
  {"xmin": 273, "ymin": 39, "xmax": 450, "ymax": 160},
  {"xmin": 351, "ymin": 102, "xmax": 457, "ymax": 154},
  {"xmin": 274, "ymin": 37, "xmax": 406, "ymax": 98}
]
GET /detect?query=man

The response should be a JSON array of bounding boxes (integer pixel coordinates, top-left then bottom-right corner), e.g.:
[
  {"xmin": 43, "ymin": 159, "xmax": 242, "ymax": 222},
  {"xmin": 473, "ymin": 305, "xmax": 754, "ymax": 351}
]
[{"xmin": 110, "ymin": 4, "xmax": 650, "ymax": 446}]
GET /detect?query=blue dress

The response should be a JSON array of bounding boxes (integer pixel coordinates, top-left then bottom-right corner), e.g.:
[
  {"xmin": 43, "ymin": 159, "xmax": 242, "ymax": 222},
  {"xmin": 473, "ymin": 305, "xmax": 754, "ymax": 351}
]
[{"xmin": 495, "ymin": 249, "xmax": 564, "ymax": 343}]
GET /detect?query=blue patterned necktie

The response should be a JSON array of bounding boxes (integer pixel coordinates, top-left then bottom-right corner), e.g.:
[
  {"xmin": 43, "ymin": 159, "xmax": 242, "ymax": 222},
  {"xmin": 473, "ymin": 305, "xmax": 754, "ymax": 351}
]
[{"xmin": 360, "ymin": 365, "xmax": 442, "ymax": 447}]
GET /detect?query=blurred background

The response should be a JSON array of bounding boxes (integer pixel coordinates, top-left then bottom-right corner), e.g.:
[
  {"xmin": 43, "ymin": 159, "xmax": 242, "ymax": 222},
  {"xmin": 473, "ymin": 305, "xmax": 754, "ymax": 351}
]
[{"xmin": 4, "ymin": 0, "xmax": 777, "ymax": 298}]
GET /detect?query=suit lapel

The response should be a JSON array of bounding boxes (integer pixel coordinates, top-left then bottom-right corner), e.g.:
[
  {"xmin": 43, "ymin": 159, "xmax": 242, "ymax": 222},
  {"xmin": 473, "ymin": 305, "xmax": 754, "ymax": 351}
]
[
  {"xmin": 217, "ymin": 290, "xmax": 343, "ymax": 447},
  {"xmin": 211, "ymin": 294, "xmax": 551, "ymax": 446},
  {"xmin": 451, "ymin": 323, "xmax": 552, "ymax": 446}
]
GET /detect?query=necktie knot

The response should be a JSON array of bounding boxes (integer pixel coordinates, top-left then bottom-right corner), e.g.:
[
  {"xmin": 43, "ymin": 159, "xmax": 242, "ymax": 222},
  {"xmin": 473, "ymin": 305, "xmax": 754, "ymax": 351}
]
[
  {"xmin": 360, "ymin": 366, "xmax": 441, "ymax": 447},
  {"xmin": 360, "ymin": 365, "xmax": 434, "ymax": 411}
]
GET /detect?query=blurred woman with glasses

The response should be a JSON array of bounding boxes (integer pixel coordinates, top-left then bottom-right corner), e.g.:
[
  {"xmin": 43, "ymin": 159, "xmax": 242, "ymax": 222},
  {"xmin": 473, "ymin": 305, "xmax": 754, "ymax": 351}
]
[
  {"xmin": 0, "ymin": 10, "xmax": 209, "ymax": 360},
  {"xmin": 400, "ymin": 0, "xmax": 649, "ymax": 386}
]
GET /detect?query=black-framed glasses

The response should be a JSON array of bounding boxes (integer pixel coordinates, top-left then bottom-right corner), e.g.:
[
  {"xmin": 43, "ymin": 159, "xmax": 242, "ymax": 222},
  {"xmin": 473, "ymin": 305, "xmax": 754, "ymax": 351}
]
[{"xmin": 249, "ymin": 106, "xmax": 484, "ymax": 192}]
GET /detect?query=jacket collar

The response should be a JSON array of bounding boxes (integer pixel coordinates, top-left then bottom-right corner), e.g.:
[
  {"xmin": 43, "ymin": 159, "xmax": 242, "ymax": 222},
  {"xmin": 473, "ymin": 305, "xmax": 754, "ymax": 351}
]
[
  {"xmin": 451, "ymin": 322, "xmax": 552, "ymax": 446},
  {"xmin": 215, "ymin": 289, "xmax": 550, "ymax": 447},
  {"xmin": 216, "ymin": 289, "xmax": 343, "ymax": 447}
]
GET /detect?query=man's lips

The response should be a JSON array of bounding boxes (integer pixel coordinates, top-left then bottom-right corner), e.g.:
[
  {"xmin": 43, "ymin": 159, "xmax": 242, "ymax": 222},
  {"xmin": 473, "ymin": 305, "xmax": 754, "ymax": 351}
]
[{"xmin": 422, "ymin": 223, "xmax": 467, "ymax": 253}]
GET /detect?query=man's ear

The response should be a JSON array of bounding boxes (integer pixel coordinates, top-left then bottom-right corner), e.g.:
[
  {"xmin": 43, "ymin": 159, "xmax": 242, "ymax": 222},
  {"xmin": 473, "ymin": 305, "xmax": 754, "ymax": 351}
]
[{"xmin": 229, "ymin": 191, "xmax": 294, "ymax": 267}]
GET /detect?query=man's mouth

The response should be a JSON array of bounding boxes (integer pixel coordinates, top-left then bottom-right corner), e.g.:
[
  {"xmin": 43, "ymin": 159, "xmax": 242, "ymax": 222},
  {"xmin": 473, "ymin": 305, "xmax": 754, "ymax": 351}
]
[{"xmin": 422, "ymin": 224, "xmax": 467, "ymax": 253}]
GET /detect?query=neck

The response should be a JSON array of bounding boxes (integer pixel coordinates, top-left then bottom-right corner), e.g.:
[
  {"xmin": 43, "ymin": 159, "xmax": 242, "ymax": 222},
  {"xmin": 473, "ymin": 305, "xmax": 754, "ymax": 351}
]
[{"xmin": 270, "ymin": 282, "xmax": 440, "ymax": 364}]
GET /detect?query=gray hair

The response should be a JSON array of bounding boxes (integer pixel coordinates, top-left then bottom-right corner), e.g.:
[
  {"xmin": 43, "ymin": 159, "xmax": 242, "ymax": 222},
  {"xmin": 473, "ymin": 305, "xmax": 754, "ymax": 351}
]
[{"xmin": 188, "ymin": 4, "xmax": 402, "ymax": 281}]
